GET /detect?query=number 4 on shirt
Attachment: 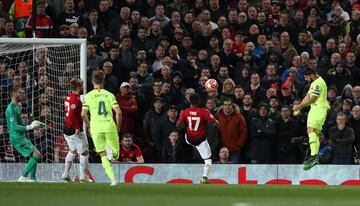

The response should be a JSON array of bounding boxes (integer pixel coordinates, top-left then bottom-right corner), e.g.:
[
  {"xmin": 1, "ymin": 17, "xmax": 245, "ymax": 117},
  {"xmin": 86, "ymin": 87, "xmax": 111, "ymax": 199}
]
[{"xmin": 98, "ymin": 101, "xmax": 108, "ymax": 116}]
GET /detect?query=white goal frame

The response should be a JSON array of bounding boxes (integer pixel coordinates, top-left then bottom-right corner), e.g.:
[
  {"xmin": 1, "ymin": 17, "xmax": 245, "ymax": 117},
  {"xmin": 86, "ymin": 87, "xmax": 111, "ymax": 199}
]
[{"xmin": 0, "ymin": 38, "xmax": 87, "ymax": 92}]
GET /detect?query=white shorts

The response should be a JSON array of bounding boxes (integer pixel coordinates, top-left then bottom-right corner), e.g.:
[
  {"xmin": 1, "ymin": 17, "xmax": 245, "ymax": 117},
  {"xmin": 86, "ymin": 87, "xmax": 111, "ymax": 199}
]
[
  {"xmin": 64, "ymin": 131, "xmax": 88, "ymax": 155},
  {"xmin": 185, "ymin": 135, "xmax": 211, "ymax": 160}
]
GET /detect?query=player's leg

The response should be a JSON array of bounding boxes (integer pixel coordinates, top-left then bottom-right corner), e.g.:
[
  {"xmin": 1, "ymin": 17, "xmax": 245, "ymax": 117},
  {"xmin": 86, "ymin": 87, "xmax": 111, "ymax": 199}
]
[
  {"xmin": 307, "ymin": 127, "xmax": 320, "ymax": 156},
  {"xmin": 304, "ymin": 109, "xmax": 326, "ymax": 170},
  {"xmin": 29, "ymin": 149, "xmax": 41, "ymax": 181},
  {"xmin": 62, "ymin": 134, "xmax": 77, "ymax": 181},
  {"xmin": 12, "ymin": 138, "xmax": 40, "ymax": 182},
  {"xmin": 195, "ymin": 139, "xmax": 212, "ymax": 184},
  {"xmin": 76, "ymin": 132, "xmax": 90, "ymax": 182},
  {"xmin": 92, "ymin": 132, "xmax": 116, "ymax": 185},
  {"xmin": 104, "ymin": 132, "xmax": 119, "ymax": 185},
  {"xmin": 105, "ymin": 132, "xmax": 120, "ymax": 160}
]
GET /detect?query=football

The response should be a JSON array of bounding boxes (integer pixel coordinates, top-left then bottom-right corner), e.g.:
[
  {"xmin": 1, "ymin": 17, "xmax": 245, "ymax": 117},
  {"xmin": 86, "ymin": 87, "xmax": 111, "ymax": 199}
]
[{"xmin": 205, "ymin": 79, "xmax": 218, "ymax": 92}]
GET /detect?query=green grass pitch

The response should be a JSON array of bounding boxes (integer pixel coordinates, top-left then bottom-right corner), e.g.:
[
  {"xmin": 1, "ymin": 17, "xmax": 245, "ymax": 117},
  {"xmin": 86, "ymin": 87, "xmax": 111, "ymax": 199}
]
[{"xmin": 0, "ymin": 183, "xmax": 359, "ymax": 206}]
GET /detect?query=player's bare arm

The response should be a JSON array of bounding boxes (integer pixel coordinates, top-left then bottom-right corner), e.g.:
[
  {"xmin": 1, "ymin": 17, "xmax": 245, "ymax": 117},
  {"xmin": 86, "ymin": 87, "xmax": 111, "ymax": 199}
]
[
  {"xmin": 81, "ymin": 108, "xmax": 90, "ymax": 130},
  {"xmin": 293, "ymin": 94, "xmax": 318, "ymax": 112},
  {"xmin": 113, "ymin": 105, "xmax": 122, "ymax": 132}
]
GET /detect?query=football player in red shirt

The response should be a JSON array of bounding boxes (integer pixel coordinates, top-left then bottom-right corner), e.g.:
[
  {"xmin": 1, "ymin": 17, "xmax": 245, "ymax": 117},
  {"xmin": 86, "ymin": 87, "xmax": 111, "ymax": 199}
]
[
  {"xmin": 119, "ymin": 133, "xmax": 144, "ymax": 163},
  {"xmin": 177, "ymin": 94, "xmax": 219, "ymax": 184},
  {"xmin": 62, "ymin": 78, "xmax": 90, "ymax": 182}
]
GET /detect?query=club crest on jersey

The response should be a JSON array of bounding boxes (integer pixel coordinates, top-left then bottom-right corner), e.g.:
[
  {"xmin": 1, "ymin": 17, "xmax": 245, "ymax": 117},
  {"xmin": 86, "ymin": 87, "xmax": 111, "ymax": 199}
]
[
  {"xmin": 71, "ymin": 104, "xmax": 76, "ymax": 109},
  {"xmin": 10, "ymin": 117, "xmax": 14, "ymax": 122}
]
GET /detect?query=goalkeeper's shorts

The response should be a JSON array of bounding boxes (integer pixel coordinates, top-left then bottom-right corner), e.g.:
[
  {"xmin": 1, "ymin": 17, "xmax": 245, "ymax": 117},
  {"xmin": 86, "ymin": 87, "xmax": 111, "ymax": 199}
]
[
  {"xmin": 91, "ymin": 131, "xmax": 119, "ymax": 159},
  {"xmin": 307, "ymin": 108, "xmax": 327, "ymax": 132},
  {"xmin": 10, "ymin": 136, "xmax": 35, "ymax": 157}
]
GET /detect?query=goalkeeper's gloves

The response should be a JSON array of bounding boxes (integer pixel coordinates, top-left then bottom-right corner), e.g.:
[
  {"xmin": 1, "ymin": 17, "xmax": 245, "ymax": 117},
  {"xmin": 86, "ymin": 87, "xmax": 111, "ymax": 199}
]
[{"xmin": 26, "ymin": 120, "xmax": 46, "ymax": 130}]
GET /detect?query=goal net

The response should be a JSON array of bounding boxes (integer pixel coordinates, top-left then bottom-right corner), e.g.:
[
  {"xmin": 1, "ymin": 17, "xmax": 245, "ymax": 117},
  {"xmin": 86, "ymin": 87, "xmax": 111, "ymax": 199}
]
[{"xmin": 0, "ymin": 39, "xmax": 86, "ymax": 169}]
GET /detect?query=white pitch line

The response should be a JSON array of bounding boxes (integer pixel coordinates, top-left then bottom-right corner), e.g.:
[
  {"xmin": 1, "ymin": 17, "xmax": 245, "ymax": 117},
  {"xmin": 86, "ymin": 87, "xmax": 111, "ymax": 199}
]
[{"xmin": 233, "ymin": 203, "xmax": 252, "ymax": 206}]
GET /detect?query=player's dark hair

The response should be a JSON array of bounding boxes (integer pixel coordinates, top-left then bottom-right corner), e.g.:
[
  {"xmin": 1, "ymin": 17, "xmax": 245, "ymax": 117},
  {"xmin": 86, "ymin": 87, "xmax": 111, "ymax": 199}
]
[
  {"xmin": 70, "ymin": 78, "xmax": 83, "ymax": 91},
  {"xmin": 92, "ymin": 70, "xmax": 105, "ymax": 85},
  {"xmin": 189, "ymin": 93, "xmax": 201, "ymax": 106},
  {"xmin": 303, "ymin": 67, "xmax": 316, "ymax": 75}
]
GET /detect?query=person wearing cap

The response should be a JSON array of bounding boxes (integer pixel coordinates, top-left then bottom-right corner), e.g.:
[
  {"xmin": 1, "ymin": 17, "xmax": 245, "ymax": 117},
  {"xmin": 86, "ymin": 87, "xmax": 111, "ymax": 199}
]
[
  {"xmin": 247, "ymin": 102, "xmax": 277, "ymax": 163},
  {"xmin": 233, "ymin": 31, "xmax": 246, "ymax": 54},
  {"xmin": 342, "ymin": 98, "xmax": 353, "ymax": 120},
  {"xmin": 280, "ymin": 82, "xmax": 295, "ymax": 106},
  {"xmin": 116, "ymin": 82, "xmax": 138, "ymax": 135},
  {"xmin": 143, "ymin": 96, "xmax": 165, "ymax": 162},
  {"xmin": 293, "ymin": 67, "xmax": 330, "ymax": 170},
  {"xmin": 57, "ymin": 24, "xmax": 70, "ymax": 38}
]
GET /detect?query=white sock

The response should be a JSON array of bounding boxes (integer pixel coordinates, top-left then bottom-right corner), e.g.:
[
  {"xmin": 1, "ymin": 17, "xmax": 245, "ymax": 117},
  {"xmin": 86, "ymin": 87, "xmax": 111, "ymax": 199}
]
[
  {"xmin": 63, "ymin": 152, "xmax": 76, "ymax": 177},
  {"xmin": 203, "ymin": 159, "xmax": 212, "ymax": 177},
  {"xmin": 79, "ymin": 154, "xmax": 89, "ymax": 180}
]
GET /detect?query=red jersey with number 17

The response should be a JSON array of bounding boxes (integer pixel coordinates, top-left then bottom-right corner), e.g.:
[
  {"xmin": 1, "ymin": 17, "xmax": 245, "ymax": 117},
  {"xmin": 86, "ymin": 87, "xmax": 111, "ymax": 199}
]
[
  {"xmin": 64, "ymin": 92, "xmax": 83, "ymax": 131},
  {"xmin": 178, "ymin": 106, "xmax": 216, "ymax": 139}
]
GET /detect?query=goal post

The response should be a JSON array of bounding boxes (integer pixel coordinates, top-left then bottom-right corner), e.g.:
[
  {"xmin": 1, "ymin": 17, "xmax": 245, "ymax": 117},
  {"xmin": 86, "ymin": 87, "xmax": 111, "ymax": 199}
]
[
  {"xmin": 0, "ymin": 38, "xmax": 87, "ymax": 167},
  {"xmin": 0, "ymin": 38, "xmax": 87, "ymax": 87}
]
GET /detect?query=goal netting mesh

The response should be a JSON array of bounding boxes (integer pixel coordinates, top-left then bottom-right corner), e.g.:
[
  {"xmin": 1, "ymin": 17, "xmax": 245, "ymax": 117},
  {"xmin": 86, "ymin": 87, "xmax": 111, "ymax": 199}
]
[{"xmin": 0, "ymin": 43, "xmax": 81, "ymax": 165}]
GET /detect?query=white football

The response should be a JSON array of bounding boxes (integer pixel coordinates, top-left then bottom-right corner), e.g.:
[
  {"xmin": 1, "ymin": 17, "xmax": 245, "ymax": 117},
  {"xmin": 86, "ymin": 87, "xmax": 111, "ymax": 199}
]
[{"xmin": 205, "ymin": 79, "xmax": 218, "ymax": 92}]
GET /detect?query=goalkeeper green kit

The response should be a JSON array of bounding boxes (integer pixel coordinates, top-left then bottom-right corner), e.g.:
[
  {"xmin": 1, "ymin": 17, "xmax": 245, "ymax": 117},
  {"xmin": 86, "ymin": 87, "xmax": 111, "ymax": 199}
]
[{"xmin": 5, "ymin": 102, "xmax": 35, "ymax": 157}]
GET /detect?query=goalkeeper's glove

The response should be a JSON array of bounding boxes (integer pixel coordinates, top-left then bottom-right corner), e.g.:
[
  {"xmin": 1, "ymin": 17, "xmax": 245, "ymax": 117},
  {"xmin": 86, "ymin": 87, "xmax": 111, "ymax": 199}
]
[{"xmin": 26, "ymin": 120, "xmax": 46, "ymax": 130}]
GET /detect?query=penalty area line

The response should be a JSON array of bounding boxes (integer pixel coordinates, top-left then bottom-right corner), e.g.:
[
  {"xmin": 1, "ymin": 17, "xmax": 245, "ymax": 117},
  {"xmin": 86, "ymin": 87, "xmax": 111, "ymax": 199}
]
[{"xmin": 233, "ymin": 203, "xmax": 252, "ymax": 206}]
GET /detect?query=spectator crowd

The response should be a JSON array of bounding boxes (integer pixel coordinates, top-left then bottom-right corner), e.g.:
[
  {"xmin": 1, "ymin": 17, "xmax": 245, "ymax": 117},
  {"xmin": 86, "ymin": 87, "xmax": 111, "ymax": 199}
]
[{"xmin": 1, "ymin": 0, "xmax": 360, "ymax": 165}]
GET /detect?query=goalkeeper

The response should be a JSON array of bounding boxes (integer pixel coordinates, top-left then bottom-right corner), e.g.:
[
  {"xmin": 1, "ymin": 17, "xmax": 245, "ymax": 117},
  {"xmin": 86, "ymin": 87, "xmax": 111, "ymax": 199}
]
[
  {"xmin": 293, "ymin": 67, "xmax": 330, "ymax": 170},
  {"xmin": 5, "ymin": 87, "xmax": 46, "ymax": 182}
]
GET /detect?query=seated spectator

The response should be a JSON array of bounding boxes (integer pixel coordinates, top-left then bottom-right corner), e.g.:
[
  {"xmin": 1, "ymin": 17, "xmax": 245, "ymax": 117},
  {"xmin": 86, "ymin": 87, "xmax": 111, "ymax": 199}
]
[
  {"xmin": 214, "ymin": 147, "xmax": 233, "ymax": 164},
  {"xmin": 328, "ymin": 112, "xmax": 355, "ymax": 164},
  {"xmin": 119, "ymin": 133, "xmax": 144, "ymax": 163},
  {"xmin": 161, "ymin": 131, "xmax": 184, "ymax": 163}
]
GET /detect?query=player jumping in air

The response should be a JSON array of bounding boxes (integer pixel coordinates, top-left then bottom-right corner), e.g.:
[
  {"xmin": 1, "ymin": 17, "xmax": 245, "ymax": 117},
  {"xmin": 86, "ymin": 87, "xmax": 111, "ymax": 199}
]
[
  {"xmin": 81, "ymin": 70, "xmax": 122, "ymax": 186},
  {"xmin": 177, "ymin": 94, "xmax": 219, "ymax": 184},
  {"xmin": 62, "ymin": 78, "xmax": 90, "ymax": 182},
  {"xmin": 5, "ymin": 86, "xmax": 45, "ymax": 182},
  {"xmin": 293, "ymin": 67, "xmax": 330, "ymax": 170}
]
